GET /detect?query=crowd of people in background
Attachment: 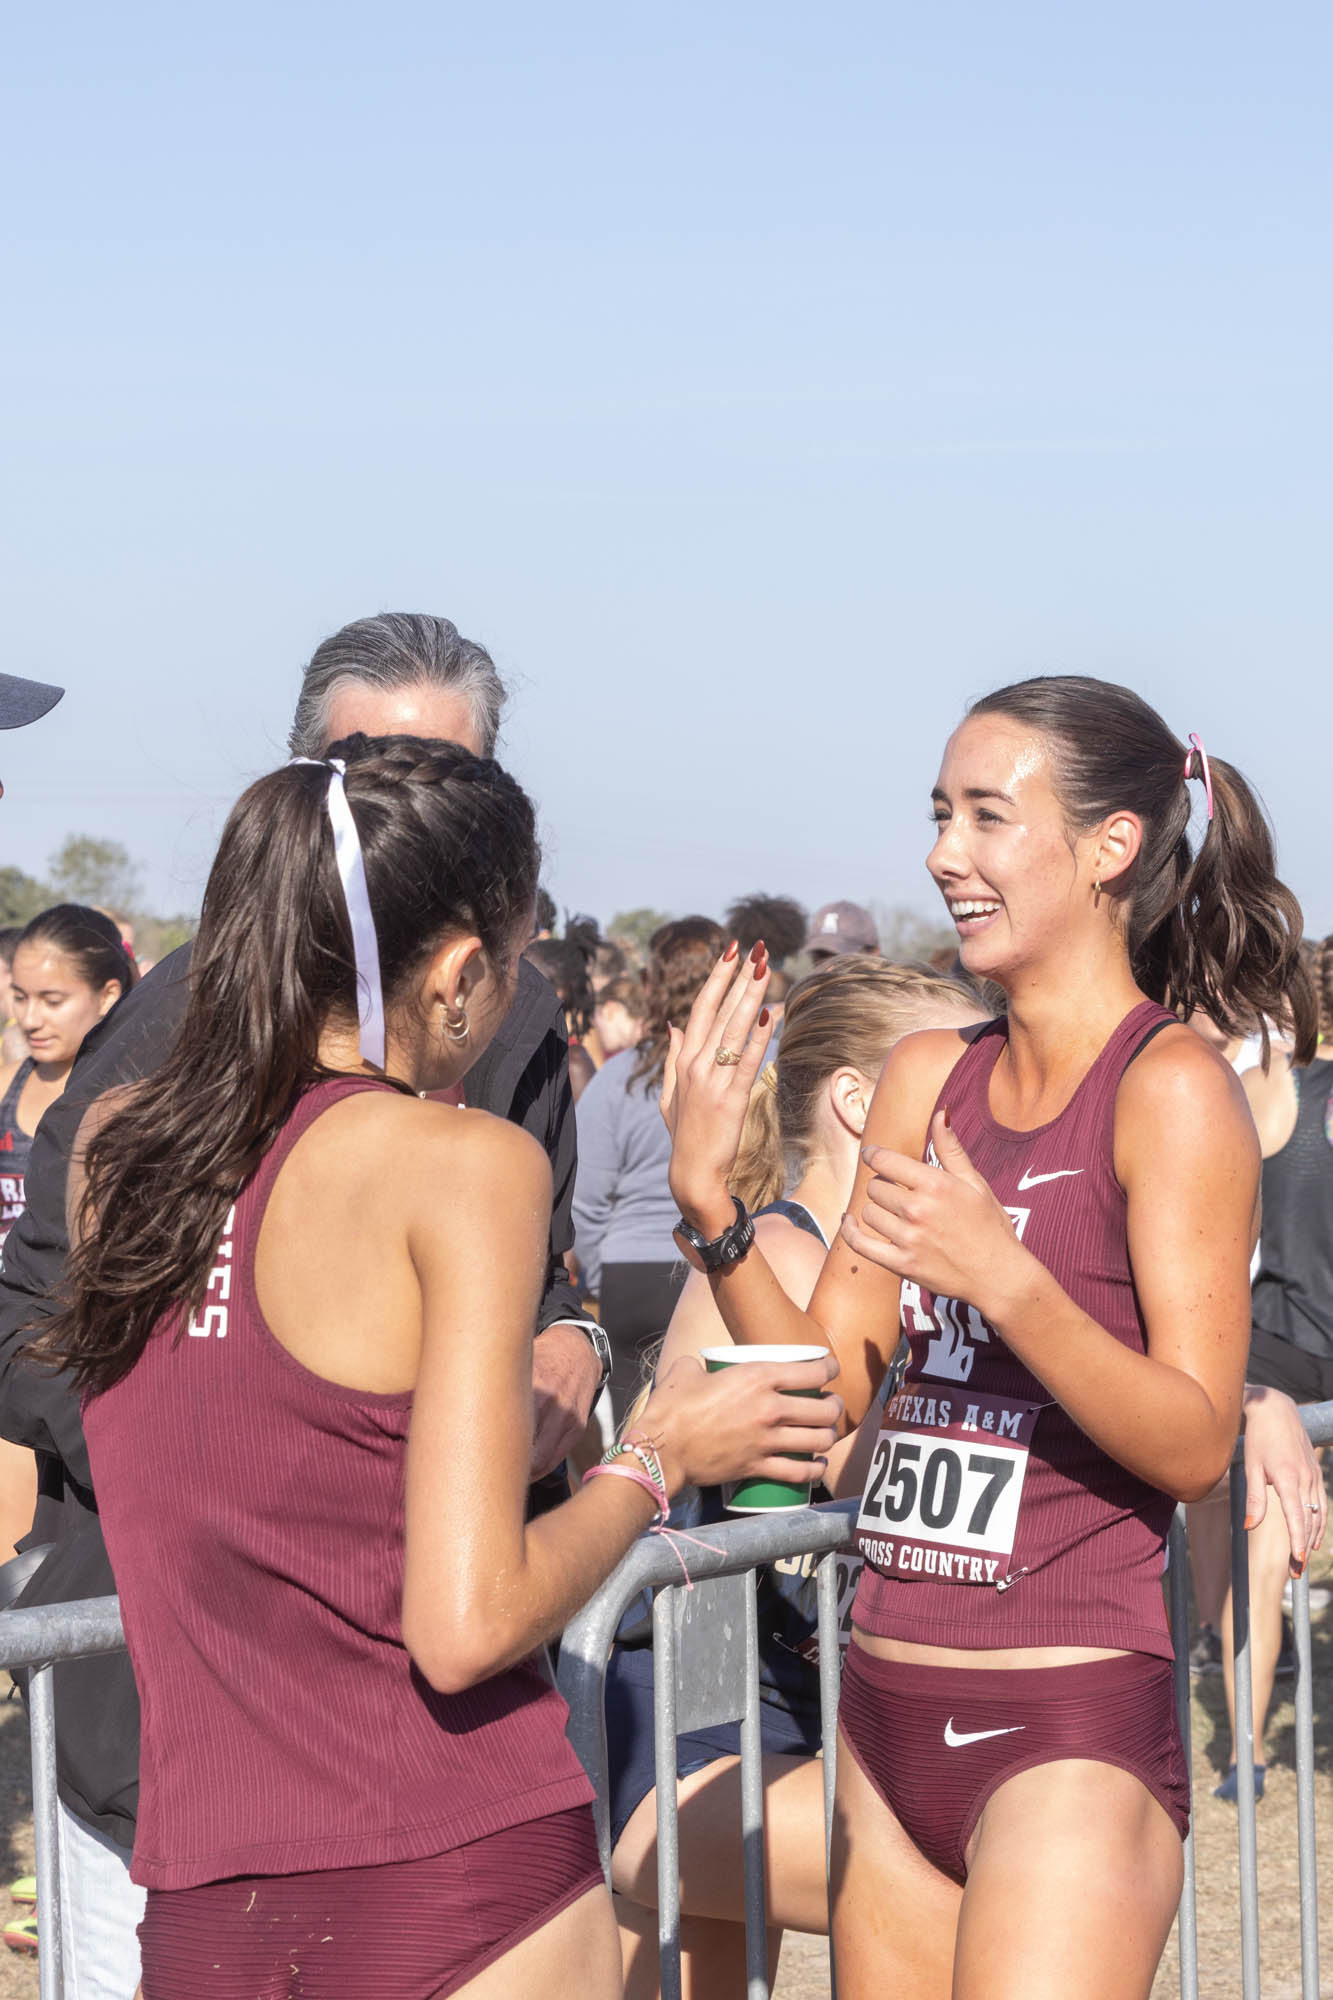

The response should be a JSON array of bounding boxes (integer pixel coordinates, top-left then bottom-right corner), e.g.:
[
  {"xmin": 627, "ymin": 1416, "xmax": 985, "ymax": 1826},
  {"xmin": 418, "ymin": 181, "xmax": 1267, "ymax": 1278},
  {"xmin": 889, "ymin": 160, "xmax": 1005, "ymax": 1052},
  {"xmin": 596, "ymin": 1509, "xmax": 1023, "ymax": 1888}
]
[{"xmin": 0, "ymin": 625, "xmax": 1328, "ymax": 2000}]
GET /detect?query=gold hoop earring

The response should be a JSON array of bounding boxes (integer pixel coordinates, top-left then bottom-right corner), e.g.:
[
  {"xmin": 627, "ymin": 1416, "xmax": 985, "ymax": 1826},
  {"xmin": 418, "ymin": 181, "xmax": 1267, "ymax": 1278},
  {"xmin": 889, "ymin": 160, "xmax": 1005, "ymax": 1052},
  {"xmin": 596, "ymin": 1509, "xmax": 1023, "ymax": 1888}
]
[{"xmin": 442, "ymin": 1001, "xmax": 470, "ymax": 1044}]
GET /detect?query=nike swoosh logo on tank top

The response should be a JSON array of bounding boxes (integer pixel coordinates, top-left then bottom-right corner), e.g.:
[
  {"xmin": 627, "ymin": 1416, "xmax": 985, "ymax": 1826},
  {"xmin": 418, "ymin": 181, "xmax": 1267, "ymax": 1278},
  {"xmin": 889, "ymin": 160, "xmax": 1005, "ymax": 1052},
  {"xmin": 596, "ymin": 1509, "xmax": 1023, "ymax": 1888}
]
[{"xmin": 1015, "ymin": 1166, "xmax": 1084, "ymax": 1190}]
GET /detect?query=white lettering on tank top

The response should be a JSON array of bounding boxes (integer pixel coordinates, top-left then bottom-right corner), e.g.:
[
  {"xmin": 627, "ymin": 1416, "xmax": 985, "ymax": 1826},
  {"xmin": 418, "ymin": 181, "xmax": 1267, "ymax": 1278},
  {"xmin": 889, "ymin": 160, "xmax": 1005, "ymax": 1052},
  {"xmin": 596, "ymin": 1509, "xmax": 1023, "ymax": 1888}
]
[
  {"xmin": 187, "ymin": 1206, "xmax": 237, "ymax": 1340},
  {"xmin": 915, "ymin": 1204, "xmax": 1030, "ymax": 1383}
]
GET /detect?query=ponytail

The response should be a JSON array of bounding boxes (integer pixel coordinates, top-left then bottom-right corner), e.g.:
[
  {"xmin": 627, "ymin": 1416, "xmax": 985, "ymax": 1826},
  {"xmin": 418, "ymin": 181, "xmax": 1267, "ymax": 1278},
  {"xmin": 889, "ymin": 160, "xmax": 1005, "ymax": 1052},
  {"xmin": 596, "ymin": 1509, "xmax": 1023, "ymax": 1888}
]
[
  {"xmin": 732, "ymin": 1065, "xmax": 784, "ymax": 1212},
  {"xmin": 1316, "ymin": 934, "xmax": 1333, "ymax": 1044},
  {"xmin": 36, "ymin": 736, "xmax": 539, "ymax": 1394},
  {"xmin": 970, "ymin": 677, "xmax": 1317, "ymax": 1065},
  {"xmin": 1145, "ymin": 755, "xmax": 1315, "ymax": 1063}
]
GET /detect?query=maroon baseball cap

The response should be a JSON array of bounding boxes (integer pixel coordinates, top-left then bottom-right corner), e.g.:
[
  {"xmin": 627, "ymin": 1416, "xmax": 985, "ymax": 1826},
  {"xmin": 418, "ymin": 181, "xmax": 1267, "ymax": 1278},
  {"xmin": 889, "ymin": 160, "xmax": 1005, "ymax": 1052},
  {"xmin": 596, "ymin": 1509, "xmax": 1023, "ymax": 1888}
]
[
  {"xmin": 0, "ymin": 673, "xmax": 64, "ymax": 730},
  {"xmin": 805, "ymin": 900, "xmax": 879, "ymax": 957}
]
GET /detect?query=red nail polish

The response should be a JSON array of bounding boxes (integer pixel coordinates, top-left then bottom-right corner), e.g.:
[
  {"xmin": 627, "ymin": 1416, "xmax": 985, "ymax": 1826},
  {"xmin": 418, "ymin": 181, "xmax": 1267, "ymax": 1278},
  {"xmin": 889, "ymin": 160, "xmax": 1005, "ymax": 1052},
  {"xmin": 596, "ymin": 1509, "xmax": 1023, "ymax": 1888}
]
[
  {"xmin": 724, "ymin": 939, "xmax": 738, "ymax": 962},
  {"xmin": 749, "ymin": 941, "xmax": 764, "ymax": 963},
  {"xmin": 758, "ymin": 1007, "xmax": 771, "ymax": 1027},
  {"xmin": 942, "ymin": 1103, "xmax": 951, "ymax": 1130}
]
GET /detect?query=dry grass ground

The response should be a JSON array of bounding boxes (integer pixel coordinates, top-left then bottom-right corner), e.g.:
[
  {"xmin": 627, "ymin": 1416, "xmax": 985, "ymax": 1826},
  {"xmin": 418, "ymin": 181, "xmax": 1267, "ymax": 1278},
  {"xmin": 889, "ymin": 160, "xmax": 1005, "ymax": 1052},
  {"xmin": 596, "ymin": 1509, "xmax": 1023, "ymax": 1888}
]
[{"xmin": 1, "ymin": 1548, "xmax": 1330, "ymax": 2000}]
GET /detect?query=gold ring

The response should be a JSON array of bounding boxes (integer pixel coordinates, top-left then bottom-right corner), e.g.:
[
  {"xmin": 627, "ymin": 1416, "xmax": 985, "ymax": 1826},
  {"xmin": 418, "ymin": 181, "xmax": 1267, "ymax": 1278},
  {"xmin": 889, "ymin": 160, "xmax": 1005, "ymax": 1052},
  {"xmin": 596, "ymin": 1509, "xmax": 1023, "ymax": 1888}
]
[{"xmin": 714, "ymin": 1046, "xmax": 743, "ymax": 1067}]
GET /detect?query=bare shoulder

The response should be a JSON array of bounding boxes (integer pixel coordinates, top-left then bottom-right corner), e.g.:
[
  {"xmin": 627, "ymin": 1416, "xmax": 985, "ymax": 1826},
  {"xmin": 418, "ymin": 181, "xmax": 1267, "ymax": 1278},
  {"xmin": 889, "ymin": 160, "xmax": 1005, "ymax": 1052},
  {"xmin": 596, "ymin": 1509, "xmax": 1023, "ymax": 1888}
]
[
  {"xmin": 753, "ymin": 1211, "xmax": 827, "ymax": 1305},
  {"xmin": 1242, "ymin": 1055, "xmax": 1300, "ymax": 1158},
  {"xmin": 0, "ymin": 1060, "xmax": 19, "ymax": 1097},
  {"xmin": 864, "ymin": 1023, "xmax": 987, "ymax": 1152},
  {"xmin": 390, "ymin": 1097, "xmax": 552, "ymax": 1202},
  {"xmin": 1114, "ymin": 1022, "xmax": 1258, "ymax": 1176}
]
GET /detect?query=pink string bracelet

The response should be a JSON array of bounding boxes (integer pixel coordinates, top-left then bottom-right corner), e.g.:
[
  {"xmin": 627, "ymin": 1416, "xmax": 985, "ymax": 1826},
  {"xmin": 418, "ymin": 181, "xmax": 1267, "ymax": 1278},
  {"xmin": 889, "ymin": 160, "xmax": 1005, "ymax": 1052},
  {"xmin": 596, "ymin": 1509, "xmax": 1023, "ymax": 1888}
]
[
  {"xmin": 582, "ymin": 1462, "xmax": 727, "ymax": 1586},
  {"xmin": 583, "ymin": 1460, "xmax": 667, "ymax": 1525}
]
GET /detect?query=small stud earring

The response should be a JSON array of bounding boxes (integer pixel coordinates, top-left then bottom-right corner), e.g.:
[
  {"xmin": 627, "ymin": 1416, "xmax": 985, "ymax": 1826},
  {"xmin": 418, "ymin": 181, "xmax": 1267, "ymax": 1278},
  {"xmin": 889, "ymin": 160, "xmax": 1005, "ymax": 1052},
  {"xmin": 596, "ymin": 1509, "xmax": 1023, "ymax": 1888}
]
[{"xmin": 442, "ymin": 1001, "xmax": 470, "ymax": 1044}]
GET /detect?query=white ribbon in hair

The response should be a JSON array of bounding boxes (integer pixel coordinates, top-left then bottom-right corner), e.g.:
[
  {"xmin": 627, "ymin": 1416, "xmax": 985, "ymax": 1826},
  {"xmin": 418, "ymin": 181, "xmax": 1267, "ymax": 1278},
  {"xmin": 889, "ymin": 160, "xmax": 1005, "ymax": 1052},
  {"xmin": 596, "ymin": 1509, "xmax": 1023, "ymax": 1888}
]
[{"xmin": 289, "ymin": 756, "xmax": 386, "ymax": 1071}]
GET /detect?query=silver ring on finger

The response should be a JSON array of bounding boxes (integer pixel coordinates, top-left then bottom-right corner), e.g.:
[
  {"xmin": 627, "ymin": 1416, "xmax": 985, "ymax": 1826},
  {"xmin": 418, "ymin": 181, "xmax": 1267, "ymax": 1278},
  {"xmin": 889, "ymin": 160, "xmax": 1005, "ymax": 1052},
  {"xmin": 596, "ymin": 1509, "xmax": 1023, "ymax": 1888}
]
[{"xmin": 714, "ymin": 1046, "xmax": 743, "ymax": 1067}]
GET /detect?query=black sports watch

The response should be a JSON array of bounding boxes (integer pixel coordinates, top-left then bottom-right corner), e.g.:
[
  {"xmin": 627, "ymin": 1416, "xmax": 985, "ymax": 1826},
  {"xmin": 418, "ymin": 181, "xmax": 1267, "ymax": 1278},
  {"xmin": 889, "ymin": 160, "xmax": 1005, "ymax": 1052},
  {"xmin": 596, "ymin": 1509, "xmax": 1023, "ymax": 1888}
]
[{"xmin": 673, "ymin": 1196, "xmax": 756, "ymax": 1274}]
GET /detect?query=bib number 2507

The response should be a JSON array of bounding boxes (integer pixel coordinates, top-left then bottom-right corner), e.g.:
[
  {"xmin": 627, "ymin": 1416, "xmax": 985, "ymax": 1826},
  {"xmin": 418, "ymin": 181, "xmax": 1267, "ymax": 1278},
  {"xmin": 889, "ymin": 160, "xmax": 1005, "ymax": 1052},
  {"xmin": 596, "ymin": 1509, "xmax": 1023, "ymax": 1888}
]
[{"xmin": 855, "ymin": 1387, "xmax": 1041, "ymax": 1587}]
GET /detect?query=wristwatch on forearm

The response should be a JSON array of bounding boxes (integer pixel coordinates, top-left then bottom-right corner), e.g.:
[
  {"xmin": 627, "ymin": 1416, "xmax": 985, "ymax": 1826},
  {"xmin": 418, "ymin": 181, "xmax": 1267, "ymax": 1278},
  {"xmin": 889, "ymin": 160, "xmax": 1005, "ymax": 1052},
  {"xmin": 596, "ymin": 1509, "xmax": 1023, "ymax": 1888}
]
[
  {"xmin": 547, "ymin": 1317, "xmax": 613, "ymax": 1397},
  {"xmin": 673, "ymin": 1196, "xmax": 756, "ymax": 1274}
]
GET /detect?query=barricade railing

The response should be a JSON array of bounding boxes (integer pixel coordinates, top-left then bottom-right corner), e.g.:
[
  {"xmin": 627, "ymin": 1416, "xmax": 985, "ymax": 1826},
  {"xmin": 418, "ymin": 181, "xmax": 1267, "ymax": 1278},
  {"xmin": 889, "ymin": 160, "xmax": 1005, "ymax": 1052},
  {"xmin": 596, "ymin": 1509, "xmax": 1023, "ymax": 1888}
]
[
  {"xmin": 0, "ymin": 1595, "xmax": 125, "ymax": 2000},
  {"xmin": 559, "ymin": 1396, "xmax": 1333, "ymax": 2000},
  {"xmin": 2, "ymin": 1396, "xmax": 1330, "ymax": 2000}
]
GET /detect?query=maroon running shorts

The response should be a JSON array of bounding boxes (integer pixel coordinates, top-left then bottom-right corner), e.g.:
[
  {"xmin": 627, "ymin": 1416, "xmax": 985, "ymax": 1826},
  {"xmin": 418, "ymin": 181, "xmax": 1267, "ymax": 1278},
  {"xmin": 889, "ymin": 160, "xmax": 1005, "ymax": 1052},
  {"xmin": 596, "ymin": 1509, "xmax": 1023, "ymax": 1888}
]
[
  {"xmin": 838, "ymin": 1644, "xmax": 1189, "ymax": 1884},
  {"xmin": 138, "ymin": 1804, "xmax": 603, "ymax": 1999}
]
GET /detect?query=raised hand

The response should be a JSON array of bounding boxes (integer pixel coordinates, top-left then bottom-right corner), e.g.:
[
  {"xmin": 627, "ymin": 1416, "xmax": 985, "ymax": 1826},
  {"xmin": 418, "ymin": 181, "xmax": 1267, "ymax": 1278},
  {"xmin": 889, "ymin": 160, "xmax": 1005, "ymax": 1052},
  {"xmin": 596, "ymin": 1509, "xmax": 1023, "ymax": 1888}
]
[
  {"xmin": 840, "ymin": 1105, "xmax": 1029, "ymax": 1319},
  {"xmin": 661, "ymin": 941, "xmax": 772, "ymax": 1232}
]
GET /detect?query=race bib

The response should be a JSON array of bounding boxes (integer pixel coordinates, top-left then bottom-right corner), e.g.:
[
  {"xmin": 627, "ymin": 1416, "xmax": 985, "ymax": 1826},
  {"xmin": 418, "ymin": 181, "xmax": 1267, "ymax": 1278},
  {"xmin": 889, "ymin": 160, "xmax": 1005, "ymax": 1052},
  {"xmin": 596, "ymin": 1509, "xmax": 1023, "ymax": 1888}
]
[{"xmin": 855, "ymin": 1385, "xmax": 1042, "ymax": 1586}]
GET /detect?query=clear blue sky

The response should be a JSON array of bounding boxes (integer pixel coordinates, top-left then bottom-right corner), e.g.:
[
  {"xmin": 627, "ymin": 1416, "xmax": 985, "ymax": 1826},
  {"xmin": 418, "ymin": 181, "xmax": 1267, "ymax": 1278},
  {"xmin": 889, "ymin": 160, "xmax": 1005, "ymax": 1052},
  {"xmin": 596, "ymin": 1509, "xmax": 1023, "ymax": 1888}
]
[{"xmin": 4, "ymin": 3, "xmax": 1329, "ymax": 936}]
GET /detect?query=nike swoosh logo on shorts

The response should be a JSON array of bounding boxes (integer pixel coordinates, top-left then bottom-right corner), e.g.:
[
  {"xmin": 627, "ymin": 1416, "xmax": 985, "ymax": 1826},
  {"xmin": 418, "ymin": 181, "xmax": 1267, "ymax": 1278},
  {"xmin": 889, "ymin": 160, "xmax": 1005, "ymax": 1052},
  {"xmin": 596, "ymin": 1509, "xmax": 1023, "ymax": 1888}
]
[
  {"xmin": 1015, "ymin": 1166, "xmax": 1084, "ymax": 1191},
  {"xmin": 943, "ymin": 1719, "xmax": 1027, "ymax": 1748}
]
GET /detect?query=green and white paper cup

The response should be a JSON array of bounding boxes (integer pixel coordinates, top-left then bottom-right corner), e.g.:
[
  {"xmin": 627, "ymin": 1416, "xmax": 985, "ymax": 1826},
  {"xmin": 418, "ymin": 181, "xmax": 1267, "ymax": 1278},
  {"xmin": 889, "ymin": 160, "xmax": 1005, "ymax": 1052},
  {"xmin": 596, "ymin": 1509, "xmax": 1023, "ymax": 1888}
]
[{"xmin": 700, "ymin": 1344, "xmax": 831, "ymax": 1513}]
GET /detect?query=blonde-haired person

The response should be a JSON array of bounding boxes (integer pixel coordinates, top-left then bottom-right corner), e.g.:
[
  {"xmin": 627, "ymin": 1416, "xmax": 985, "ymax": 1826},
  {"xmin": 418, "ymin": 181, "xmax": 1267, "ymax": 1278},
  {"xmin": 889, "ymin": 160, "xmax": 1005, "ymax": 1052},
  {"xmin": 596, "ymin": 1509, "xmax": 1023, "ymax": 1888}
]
[{"xmin": 610, "ymin": 957, "xmax": 990, "ymax": 2000}]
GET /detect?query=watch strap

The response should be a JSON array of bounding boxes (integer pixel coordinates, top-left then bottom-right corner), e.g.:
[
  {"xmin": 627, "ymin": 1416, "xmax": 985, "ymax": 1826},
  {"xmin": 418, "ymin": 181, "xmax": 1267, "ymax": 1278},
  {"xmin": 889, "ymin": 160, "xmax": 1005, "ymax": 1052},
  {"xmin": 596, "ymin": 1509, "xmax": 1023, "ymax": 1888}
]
[{"xmin": 674, "ymin": 1196, "xmax": 755, "ymax": 1273}]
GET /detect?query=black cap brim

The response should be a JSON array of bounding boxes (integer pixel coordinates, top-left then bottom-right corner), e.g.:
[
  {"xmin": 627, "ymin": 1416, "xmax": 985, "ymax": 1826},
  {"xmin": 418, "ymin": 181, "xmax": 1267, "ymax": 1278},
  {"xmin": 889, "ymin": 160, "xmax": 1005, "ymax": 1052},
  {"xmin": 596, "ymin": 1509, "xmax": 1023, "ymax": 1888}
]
[{"xmin": 0, "ymin": 674, "xmax": 65, "ymax": 730}]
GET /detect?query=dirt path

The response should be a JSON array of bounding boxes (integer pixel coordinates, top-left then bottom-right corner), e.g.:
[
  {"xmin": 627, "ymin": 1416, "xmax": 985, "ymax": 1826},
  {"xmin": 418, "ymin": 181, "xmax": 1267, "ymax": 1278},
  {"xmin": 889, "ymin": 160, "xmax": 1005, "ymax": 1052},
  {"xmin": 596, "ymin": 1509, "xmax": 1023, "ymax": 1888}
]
[{"xmin": 0, "ymin": 1698, "xmax": 35, "ymax": 2000}]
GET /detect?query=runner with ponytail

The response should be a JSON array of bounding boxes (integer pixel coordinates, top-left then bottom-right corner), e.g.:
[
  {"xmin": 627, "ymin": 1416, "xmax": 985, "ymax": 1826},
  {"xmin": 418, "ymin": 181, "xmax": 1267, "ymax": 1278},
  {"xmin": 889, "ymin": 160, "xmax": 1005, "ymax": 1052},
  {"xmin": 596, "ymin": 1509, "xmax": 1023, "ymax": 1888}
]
[
  {"xmin": 38, "ymin": 735, "xmax": 840, "ymax": 2000},
  {"xmin": 663, "ymin": 676, "xmax": 1319, "ymax": 2000}
]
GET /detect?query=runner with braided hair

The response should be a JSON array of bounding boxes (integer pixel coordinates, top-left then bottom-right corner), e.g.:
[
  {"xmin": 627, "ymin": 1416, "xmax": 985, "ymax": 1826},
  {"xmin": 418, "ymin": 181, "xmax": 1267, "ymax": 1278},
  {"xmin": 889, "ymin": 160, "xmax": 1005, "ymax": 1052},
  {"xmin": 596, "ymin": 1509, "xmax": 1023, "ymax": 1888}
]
[{"xmin": 39, "ymin": 735, "xmax": 841, "ymax": 2000}]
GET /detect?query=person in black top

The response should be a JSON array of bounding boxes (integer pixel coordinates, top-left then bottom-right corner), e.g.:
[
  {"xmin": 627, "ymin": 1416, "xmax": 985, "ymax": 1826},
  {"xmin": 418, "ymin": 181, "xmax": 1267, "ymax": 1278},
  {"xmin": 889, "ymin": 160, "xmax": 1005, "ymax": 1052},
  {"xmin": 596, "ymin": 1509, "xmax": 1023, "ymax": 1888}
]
[
  {"xmin": 1214, "ymin": 934, "xmax": 1333, "ymax": 1799},
  {"xmin": 0, "ymin": 616, "xmax": 605, "ymax": 1998}
]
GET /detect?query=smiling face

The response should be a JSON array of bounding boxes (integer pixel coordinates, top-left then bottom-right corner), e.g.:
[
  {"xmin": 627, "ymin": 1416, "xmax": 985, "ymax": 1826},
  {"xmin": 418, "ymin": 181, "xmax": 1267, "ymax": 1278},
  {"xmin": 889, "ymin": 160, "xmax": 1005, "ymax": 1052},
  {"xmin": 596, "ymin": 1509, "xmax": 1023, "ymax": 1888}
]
[
  {"xmin": 927, "ymin": 715, "xmax": 1102, "ymax": 985},
  {"xmin": 10, "ymin": 943, "xmax": 122, "ymax": 1069}
]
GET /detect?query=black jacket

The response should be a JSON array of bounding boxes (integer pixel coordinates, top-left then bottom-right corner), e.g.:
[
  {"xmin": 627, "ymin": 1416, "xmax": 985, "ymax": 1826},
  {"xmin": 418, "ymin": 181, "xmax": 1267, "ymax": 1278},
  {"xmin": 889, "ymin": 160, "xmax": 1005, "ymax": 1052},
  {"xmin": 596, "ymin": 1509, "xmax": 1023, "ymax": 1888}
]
[{"xmin": 0, "ymin": 945, "xmax": 578, "ymax": 1843}]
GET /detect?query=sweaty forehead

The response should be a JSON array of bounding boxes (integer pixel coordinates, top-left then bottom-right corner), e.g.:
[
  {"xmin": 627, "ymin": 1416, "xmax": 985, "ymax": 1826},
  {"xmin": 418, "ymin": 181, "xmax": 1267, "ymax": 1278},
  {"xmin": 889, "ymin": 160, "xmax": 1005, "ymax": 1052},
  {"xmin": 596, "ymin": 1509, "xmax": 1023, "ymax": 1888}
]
[
  {"xmin": 936, "ymin": 715, "xmax": 1052, "ymax": 796},
  {"xmin": 321, "ymin": 682, "xmax": 483, "ymax": 758}
]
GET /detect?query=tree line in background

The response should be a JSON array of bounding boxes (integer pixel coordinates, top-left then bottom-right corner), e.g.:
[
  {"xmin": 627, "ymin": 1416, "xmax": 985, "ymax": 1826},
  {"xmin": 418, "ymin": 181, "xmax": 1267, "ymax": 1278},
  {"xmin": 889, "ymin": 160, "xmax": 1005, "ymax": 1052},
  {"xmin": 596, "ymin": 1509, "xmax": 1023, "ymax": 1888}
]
[{"xmin": 0, "ymin": 835, "xmax": 196, "ymax": 965}]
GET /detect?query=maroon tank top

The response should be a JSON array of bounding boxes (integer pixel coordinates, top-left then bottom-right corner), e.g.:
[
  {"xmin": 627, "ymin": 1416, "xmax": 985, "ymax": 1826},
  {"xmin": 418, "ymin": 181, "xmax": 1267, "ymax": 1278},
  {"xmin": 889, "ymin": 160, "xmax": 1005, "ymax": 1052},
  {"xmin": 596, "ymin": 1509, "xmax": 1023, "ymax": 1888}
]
[
  {"xmin": 853, "ymin": 1000, "xmax": 1178, "ymax": 1659},
  {"xmin": 83, "ymin": 1077, "xmax": 593, "ymax": 1892}
]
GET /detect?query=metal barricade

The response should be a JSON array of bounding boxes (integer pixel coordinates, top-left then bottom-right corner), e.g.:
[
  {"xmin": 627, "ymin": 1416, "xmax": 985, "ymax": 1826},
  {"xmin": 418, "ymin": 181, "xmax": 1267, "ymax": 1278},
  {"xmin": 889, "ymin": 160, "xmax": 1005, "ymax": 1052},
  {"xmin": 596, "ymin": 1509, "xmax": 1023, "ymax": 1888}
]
[
  {"xmin": 558, "ymin": 1500, "xmax": 858, "ymax": 2000},
  {"xmin": 2, "ymin": 1395, "xmax": 1330, "ymax": 2000},
  {"xmin": 559, "ymin": 1397, "xmax": 1333, "ymax": 2000},
  {"xmin": 0, "ymin": 1595, "xmax": 125, "ymax": 2000},
  {"xmin": 1222, "ymin": 1396, "xmax": 1333, "ymax": 2000}
]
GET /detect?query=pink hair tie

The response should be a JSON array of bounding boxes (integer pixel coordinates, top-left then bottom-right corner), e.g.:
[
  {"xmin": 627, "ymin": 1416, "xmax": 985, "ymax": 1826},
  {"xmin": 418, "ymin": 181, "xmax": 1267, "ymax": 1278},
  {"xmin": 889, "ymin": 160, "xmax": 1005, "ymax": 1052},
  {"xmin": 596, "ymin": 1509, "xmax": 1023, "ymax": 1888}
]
[{"xmin": 1184, "ymin": 733, "xmax": 1214, "ymax": 823}]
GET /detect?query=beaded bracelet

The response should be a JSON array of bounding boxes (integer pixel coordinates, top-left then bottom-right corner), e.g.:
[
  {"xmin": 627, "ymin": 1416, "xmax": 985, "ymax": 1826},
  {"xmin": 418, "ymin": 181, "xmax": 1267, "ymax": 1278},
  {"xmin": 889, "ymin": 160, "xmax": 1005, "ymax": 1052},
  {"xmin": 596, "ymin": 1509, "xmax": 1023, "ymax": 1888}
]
[
  {"xmin": 583, "ymin": 1461, "xmax": 667, "ymax": 1526},
  {"xmin": 602, "ymin": 1438, "xmax": 665, "ymax": 1496}
]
